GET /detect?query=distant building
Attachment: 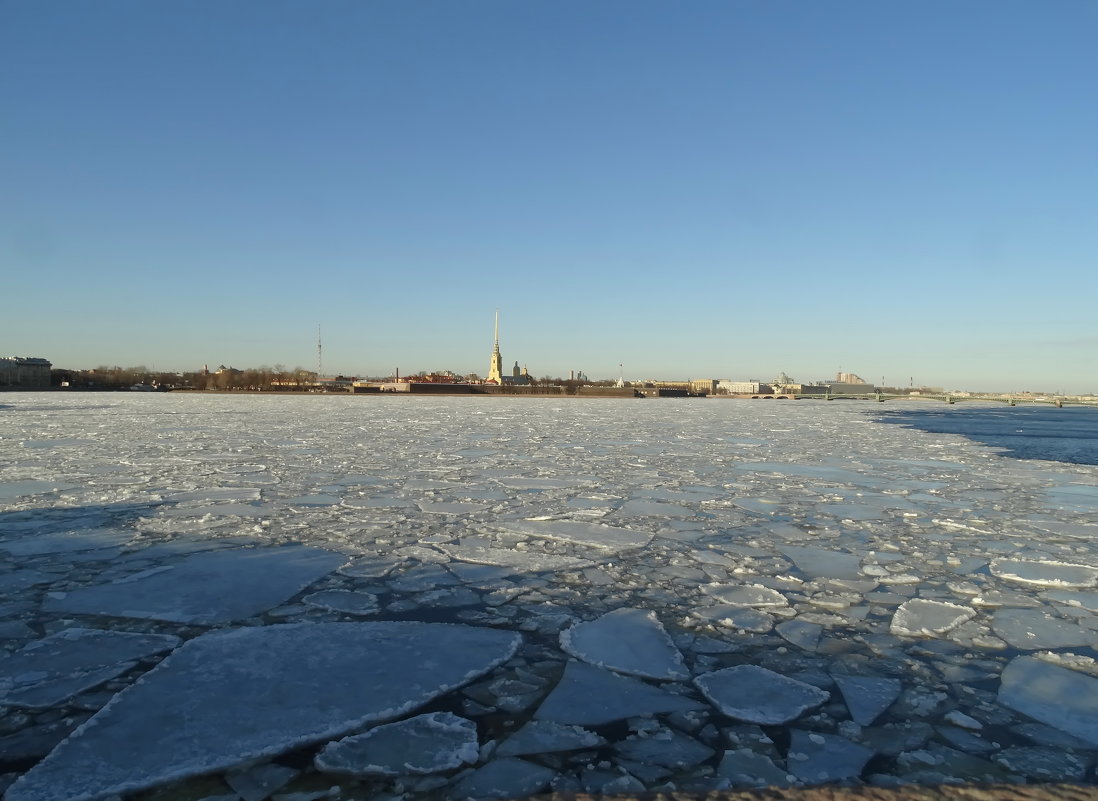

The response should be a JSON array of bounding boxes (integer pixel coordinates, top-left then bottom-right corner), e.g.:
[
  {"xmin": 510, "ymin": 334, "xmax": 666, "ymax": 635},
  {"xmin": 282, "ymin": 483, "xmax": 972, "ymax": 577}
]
[
  {"xmin": 718, "ymin": 380, "xmax": 769, "ymax": 394},
  {"xmin": 485, "ymin": 313, "xmax": 531, "ymax": 385},
  {"xmin": 0, "ymin": 356, "xmax": 51, "ymax": 389},
  {"xmin": 690, "ymin": 379, "xmax": 717, "ymax": 395},
  {"xmin": 827, "ymin": 382, "xmax": 875, "ymax": 393}
]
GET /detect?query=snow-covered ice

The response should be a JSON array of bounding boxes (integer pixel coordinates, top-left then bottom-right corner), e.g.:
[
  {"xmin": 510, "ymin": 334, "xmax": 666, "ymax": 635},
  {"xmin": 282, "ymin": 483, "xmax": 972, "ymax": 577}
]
[{"xmin": 3, "ymin": 393, "xmax": 1098, "ymax": 798}]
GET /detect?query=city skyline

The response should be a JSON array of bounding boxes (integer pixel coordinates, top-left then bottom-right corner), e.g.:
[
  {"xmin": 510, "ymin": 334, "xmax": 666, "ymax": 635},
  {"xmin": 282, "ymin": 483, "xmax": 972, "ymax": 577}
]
[{"xmin": 3, "ymin": 2, "xmax": 1096, "ymax": 393}]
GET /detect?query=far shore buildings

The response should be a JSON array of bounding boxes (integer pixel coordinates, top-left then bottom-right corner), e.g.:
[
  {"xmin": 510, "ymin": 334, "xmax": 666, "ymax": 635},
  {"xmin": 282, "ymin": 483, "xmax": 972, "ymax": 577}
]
[{"xmin": 0, "ymin": 356, "xmax": 51, "ymax": 389}]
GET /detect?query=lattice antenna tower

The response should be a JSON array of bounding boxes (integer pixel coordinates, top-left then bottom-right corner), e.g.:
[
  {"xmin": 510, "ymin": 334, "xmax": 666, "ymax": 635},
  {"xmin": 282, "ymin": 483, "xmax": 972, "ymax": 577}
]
[{"xmin": 317, "ymin": 324, "xmax": 323, "ymax": 378}]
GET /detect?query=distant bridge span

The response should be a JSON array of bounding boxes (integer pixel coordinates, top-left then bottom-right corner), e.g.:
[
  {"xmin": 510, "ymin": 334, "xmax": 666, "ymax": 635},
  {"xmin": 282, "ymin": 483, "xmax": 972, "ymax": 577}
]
[{"xmin": 778, "ymin": 393, "xmax": 1098, "ymax": 408}]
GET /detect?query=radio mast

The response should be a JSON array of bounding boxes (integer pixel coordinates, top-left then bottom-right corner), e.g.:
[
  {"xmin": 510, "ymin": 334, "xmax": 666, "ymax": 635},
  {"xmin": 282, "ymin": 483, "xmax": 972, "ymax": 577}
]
[{"xmin": 316, "ymin": 324, "xmax": 323, "ymax": 378}]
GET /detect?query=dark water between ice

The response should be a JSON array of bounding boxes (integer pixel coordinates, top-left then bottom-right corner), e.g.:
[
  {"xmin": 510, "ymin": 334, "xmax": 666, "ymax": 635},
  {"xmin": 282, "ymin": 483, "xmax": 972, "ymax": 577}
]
[{"xmin": 874, "ymin": 404, "xmax": 1098, "ymax": 466}]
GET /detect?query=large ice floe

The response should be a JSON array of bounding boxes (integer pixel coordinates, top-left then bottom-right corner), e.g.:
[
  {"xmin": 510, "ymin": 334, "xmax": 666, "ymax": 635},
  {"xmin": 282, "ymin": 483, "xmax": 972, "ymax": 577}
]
[{"xmin": 3, "ymin": 393, "xmax": 1098, "ymax": 799}]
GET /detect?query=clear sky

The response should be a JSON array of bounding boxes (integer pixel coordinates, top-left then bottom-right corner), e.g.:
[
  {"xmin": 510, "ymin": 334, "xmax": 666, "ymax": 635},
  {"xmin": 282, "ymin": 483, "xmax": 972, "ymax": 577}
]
[{"xmin": 3, "ymin": 1, "xmax": 1096, "ymax": 392}]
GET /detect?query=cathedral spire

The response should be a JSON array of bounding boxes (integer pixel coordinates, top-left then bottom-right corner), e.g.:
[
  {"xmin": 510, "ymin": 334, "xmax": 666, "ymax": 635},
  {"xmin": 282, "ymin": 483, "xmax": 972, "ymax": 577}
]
[{"xmin": 487, "ymin": 310, "xmax": 503, "ymax": 384}]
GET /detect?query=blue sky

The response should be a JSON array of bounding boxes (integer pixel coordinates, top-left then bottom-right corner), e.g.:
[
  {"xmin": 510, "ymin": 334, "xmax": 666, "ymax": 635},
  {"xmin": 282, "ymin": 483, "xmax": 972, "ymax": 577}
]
[{"xmin": 3, "ymin": 1, "xmax": 1096, "ymax": 392}]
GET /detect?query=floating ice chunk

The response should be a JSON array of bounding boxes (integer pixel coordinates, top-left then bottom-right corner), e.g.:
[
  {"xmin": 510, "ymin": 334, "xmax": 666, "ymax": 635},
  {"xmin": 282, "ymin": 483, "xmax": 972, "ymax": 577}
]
[
  {"xmin": 776, "ymin": 620, "xmax": 823, "ymax": 651},
  {"xmin": 1040, "ymin": 589, "xmax": 1098, "ymax": 612},
  {"xmin": 440, "ymin": 542, "xmax": 592, "ymax": 573},
  {"xmin": 993, "ymin": 746, "xmax": 1088, "ymax": 781},
  {"xmin": 168, "ymin": 488, "xmax": 261, "ymax": 502},
  {"xmin": 779, "ymin": 546, "xmax": 862, "ymax": 580},
  {"xmin": 0, "ymin": 569, "xmax": 53, "ymax": 593},
  {"xmin": 0, "ymin": 628, "xmax": 179, "ymax": 709},
  {"xmin": 991, "ymin": 609, "xmax": 1093, "ymax": 650},
  {"xmin": 990, "ymin": 559, "xmax": 1098, "ymax": 588},
  {"xmin": 1046, "ymin": 484, "xmax": 1098, "ymax": 513},
  {"xmin": 787, "ymin": 729, "xmax": 874, "ymax": 783},
  {"xmin": 450, "ymin": 757, "xmax": 556, "ymax": 801},
  {"xmin": 614, "ymin": 728, "xmax": 713, "ymax": 768},
  {"xmin": 832, "ymin": 674, "xmax": 901, "ymax": 726},
  {"xmin": 731, "ymin": 498, "xmax": 784, "ymax": 515},
  {"xmin": 418, "ymin": 502, "xmax": 487, "ymax": 515},
  {"xmin": 225, "ymin": 763, "xmax": 298, "ymax": 801},
  {"xmin": 342, "ymin": 497, "xmax": 413, "ymax": 509},
  {"xmin": 701, "ymin": 583, "xmax": 788, "ymax": 607},
  {"xmin": 694, "ymin": 666, "xmax": 829, "ymax": 725},
  {"xmin": 944, "ymin": 710, "xmax": 983, "ymax": 731},
  {"xmin": 560, "ymin": 608, "xmax": 688, "ymax": 681},
  {"xmin": 284, "ymin": 494, "xmax": 342, "ymax": 507},
  {"xmin": 890, "ymin": 599, "xmax": 975, "ymax": 637},
  {"xmin": 535, "ymin": 661, "xmax": 704, "ymax": 726},
  {"xmin": 301, "ymin": 590, "xmax": 379, "ymax": 616},
  {"xmin": 506, "ymin": 520, "xmax": 652, "ymax": 552},
  {"xmin": 717, "ymin": 748, "xmax": 793, "ymax": 787},
  {"xmin": 0, "ymin": 480, "xmax": 80, "ymax": 500},
  {"xmin": 690, "ymin": 606, "xmax": 774, "ymax": 633},
  {"xmin": 494, "ymin": 477, "xmax": 583, "ymax": 490},
  {"xmin": 734, "ymin": 462, "xmax": 870, "ymax": 486},
  {"xmin": 315, "ymin": 712, "xmax": 477, "ymax": 776},
  {"xmin": 339, "ymin": 555, "xmax": 403, "ymax": 579},
  {"xmin": 619, "ymin": 499, "xmax": 692, "ymax": 517},
  {"xmin": 496, "ymin": 720, "xmax": 605, "ymax": 757},
  {"xmin": 6, "ymin": 622, "xmax": 521, "ymax": 801},
  {"xmin": 999, "ymin": 655, "xmax": 1098, "ymax": 746},
  {"xmin": 0, "ymin": 528, "xmax": 133, "ymax": 556},
  {"xmin": 43, "ymin": 545, "xmax": 344, "ymax": 624}
]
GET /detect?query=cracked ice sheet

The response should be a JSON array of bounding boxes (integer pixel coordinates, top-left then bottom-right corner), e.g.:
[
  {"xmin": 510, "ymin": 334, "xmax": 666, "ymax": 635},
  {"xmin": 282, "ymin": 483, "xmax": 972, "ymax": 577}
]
[
  {"xmin": 439, "ymin": 542, "xmax": 593, "ymax": 572},
  {"xmin": 0, "ymin": 629, "xmax": 180, "ymax": 709},
  {"xmin": 43, "ymin": 545, "xmax": 345, "ymax": 624},
  {"xmin": 500, "ymin": 519, "xmax": 652, "ymax": 551},
  {"xmin": 6, "ymin": 622, "xmax": 521, "ymax": 801}
]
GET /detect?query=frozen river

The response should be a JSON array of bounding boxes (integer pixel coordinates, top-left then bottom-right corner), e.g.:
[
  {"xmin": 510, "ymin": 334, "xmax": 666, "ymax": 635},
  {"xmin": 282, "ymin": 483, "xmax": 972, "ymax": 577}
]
[{"xmin": 2, "ymin": 393, "xmax": 1098, "ymax": 800}]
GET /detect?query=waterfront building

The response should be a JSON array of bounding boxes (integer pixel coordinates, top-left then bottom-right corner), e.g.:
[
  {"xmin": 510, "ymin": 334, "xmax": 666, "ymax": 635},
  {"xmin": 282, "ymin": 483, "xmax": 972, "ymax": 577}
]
[
  {"xmin": 718, "ymin": 380, "xmax": 768, "ymax": 394},
  {"xmin": 0, "ymin": 356, "xmax": 51, "ymax": 389}
]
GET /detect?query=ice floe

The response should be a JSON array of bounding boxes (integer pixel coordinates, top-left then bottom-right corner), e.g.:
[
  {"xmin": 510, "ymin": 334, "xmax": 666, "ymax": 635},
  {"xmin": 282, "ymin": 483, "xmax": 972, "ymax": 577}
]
[
  {"xmin": 5, "ymin": 622, "xmax": 520, "ymax": 801},
  {"xmin": 694, "ymin": 665, "xmax": 830, "ymax": 725},
  {"xmin": 42, "ymin": 545, "xmax": 345, "ymax": 624},
  {"xmin": 314, "ymin": 712, "xmax": 478, "ymax": 776},
  {"xmin": 5, "ymin": 394, "xmax": 1098, "ymax": 798},
  {"xmin": 559, "ymin": 608, "xmax": 689, "ymax": 680},
  {"xmin": 998, "ymin": 655, "xmax": 1098, "ymax": 746},
  {"xmin": 534, "ymin": 661, "xmax": 704, "ymax": 725}
]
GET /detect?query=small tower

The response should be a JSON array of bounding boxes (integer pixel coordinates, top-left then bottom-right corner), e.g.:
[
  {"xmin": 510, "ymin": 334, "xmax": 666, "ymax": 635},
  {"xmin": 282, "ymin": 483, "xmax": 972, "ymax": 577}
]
[{"xmin": 486, "ymin": 311, "xmax": 503, "ymax": 384}]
